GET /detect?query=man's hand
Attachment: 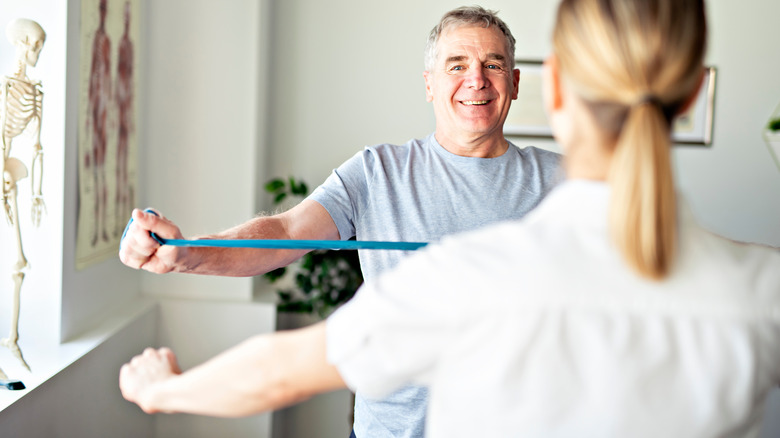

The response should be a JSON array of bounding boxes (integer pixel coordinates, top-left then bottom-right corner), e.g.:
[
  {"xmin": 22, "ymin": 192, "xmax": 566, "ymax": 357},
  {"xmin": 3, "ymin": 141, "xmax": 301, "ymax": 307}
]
[
  {"xmin": 118, "ymin": 208, "xmax": 185, "ymax": 273},
  {"xmin": 119, "ymin": 347, "xmax": 182, "ymax": 414}
]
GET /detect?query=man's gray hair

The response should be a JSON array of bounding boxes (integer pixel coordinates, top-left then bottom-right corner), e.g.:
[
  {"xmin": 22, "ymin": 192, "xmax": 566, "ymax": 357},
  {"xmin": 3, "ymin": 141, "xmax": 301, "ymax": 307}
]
[{"xmin": 424, "ymin": 6, "xmax": 516, "ymax": 71}]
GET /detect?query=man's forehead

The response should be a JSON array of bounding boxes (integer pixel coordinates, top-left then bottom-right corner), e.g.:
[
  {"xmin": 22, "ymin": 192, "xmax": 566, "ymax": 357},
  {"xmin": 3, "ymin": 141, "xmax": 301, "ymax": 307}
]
[{"xmin": 437, "ymin": 25, "xmax": 508, "ymax": 59}]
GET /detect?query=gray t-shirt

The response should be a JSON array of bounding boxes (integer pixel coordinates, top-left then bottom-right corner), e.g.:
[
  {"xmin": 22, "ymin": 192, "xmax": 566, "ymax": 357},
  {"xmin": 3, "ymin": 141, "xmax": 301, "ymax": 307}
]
[{"xmin": 309, "ymin": 133, "xmax": 561, "ymax": 438}]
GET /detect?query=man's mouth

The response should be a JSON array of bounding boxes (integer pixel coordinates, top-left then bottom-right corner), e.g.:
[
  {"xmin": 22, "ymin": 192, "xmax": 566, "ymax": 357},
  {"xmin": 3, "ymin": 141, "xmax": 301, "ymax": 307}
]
[{"xmin": 461, "ymin": 100, "xmax": 490, "ymax": 106}]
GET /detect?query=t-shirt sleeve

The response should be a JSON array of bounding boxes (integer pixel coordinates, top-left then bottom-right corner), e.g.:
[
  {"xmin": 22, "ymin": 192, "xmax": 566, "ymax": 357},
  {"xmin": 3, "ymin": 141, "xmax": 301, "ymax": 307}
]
[
  {"xmin": 325, "ymin": 238, "xmax": 474, "ymax": 399},
  {"xmin": 526, "ymin": 146, "xmax": 564, "ymax": 193},
  {"xmin": 307, "ymin": 149, "xmax": 371, "ymax": 241}
]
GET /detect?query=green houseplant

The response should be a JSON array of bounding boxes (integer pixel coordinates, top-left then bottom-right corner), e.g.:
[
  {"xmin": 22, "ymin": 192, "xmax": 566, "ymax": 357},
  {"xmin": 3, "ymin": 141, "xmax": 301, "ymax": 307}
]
[
  {"xmin": 263, "ymin": 177, "xmax": 364, "ymax": 318},
  {"xmin": 768, "ymin": 117, "xmax": 780, "ymax": 132},
  {"xmin": 764, "ymin": 109, "xmax": 780, "ymax": 171}
]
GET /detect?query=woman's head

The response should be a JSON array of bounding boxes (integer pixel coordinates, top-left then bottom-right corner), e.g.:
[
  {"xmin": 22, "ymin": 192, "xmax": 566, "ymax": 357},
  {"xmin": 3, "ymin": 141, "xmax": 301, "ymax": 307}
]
[
  {"xmin": 551, "ymin": 0, "xmax": 707, "ymax": 280},
  {"xmin": 552, "ymin": 0, "xmax": 706, "ymax": 125}
]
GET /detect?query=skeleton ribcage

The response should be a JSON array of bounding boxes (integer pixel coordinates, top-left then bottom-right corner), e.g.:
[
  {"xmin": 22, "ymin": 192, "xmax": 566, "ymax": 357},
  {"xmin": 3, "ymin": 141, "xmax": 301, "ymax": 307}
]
[{"xmin": 1, "ymin": 77, "xmax": 41, "ymax": 142}]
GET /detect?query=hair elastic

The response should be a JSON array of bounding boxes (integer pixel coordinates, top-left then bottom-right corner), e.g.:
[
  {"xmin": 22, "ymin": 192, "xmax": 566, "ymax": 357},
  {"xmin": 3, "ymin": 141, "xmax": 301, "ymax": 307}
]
[
  {"xmin": 633, "ymin": 94, "xmax": 676, "ymax": 125},
  {"xmin": 635, "ymin": 94, "xmax": 664, "ymax": 108}
]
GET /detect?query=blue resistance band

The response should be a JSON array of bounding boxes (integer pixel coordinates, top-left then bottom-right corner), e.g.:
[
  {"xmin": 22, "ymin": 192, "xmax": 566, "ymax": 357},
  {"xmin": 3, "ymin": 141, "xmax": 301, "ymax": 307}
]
[{"xmin": 121, "ymin": 209, "xmax": 428, "ymax": 251}]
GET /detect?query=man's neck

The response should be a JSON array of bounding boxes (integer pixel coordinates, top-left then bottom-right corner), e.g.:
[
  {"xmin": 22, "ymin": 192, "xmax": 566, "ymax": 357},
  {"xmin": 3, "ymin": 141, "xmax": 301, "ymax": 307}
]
[{"xmin": 434, "ymin": 131, "xmax": 508, "ymax": 158}]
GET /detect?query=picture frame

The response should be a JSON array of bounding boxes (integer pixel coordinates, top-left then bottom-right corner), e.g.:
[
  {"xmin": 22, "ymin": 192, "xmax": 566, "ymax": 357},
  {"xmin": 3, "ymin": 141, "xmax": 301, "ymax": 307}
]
[
  {"xmin": 76, "ymin": 0, "xmax": 141, "ymax": 269},
  {"xmin": 503, "ymin": 60, "xmax": 551, "ymax": 138},
  {"xmin": 673, "ymin": 66, "xmax": 716, "ymax": 145},
  {"xmin": 503, "ymin": 60, "xmax": 717, "ymax": 146}
]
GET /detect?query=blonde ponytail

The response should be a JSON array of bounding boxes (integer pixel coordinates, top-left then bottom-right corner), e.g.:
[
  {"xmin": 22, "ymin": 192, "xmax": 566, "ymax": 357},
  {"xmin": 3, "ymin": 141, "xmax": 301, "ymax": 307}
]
[
  {"xmin": 553, "ymin": 0, "xmax": 706, "ymax": 280},
  {"xmin": 608, "ymin": 99, "xmax": 677, "ymax": 279}
]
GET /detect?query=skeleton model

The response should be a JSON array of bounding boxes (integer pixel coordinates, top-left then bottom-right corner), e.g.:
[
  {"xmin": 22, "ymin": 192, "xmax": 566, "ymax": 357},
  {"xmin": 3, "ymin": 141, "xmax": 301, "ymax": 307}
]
[{"xmin": 0, "ymin": 18, "xmax": 46, "ymax": 378}]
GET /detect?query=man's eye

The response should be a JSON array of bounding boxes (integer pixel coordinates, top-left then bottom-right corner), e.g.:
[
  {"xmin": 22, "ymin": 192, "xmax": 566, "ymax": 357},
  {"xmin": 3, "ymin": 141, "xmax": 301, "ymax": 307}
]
[
  {"xmin": 486, "ymin": 64, "xmax": 502, "ymax": 70},
  {"xmin": 450, "ymin": 65, "xmax": 464, "ymax": 72}
]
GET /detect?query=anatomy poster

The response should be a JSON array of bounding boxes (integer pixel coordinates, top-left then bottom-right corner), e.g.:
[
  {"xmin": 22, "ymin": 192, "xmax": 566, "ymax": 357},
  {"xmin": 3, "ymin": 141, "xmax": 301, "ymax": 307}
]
[{"xmin": 77, "ymin": 0, "xmax": 140, "ymax": 269}]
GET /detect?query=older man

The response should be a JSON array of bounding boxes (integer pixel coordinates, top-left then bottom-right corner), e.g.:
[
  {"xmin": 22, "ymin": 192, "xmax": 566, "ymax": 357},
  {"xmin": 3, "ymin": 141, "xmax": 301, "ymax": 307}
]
[{"xmin": 119, "ymin": 6, "xmax": 560, "ymax": 438}]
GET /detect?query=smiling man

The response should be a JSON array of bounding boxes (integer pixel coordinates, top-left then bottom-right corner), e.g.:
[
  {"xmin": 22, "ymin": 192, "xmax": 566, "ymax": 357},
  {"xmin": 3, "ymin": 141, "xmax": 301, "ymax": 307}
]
[
  {"xmin": 119, "ymin": 6, "xmax": 561, "ymax": 438},
  {"xmin": 423, "ymin": 21, "xmax": 519, "ymax": 157}
]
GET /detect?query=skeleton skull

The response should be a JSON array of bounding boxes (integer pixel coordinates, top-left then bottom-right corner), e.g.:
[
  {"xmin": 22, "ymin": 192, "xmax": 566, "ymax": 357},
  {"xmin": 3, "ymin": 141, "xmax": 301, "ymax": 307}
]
[{"xmin": 6, "ymin": 18, "xmax": 46, "ymax": 67}]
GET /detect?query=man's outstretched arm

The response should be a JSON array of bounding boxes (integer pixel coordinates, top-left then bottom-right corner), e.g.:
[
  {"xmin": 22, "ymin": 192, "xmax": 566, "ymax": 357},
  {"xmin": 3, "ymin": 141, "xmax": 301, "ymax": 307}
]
[{"xmin": 119, "ymin": 199, "xmax": 340, "ymax": 277}]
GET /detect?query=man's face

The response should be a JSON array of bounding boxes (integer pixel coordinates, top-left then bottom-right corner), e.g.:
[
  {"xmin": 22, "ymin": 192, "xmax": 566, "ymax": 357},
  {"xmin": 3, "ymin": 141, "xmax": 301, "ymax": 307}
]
[{"xmin": 424, "ymin": 25, "xmax": 519, "ymax": 145}]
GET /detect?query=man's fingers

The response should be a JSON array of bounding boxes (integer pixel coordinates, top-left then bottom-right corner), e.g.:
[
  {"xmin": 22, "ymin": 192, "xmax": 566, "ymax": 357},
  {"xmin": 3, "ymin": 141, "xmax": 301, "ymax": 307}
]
[
  {"xmin": 159, "ymin": 347, "xmax": 182, "ymax": 374},
  {"xmin": 119, "ymin": 224, "xmax": 161, "ymax": 269},
  {"xmin": 134, "ymin": 208, "xmax": 183, "ymax": 241},
  {"xmin": 119, "ymin": 207, "xmax": 184, "ymax": 273}
]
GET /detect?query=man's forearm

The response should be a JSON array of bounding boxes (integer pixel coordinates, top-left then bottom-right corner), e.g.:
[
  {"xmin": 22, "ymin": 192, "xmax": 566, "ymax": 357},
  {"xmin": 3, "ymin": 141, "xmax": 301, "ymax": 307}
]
[
  {"xmin": 168, "ymin": 199, "xmax": 339, "ymax": 277},
  {"xmin": 173, "ymin": 215, "xmax": 309, "ymax": 277}
]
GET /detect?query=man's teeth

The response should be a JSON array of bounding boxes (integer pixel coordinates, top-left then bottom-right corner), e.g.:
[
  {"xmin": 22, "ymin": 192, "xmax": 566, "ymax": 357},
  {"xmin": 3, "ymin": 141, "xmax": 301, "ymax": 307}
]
[{"xmin": 462, "ymin": 100, "xmax": 489, "ymax": 105}]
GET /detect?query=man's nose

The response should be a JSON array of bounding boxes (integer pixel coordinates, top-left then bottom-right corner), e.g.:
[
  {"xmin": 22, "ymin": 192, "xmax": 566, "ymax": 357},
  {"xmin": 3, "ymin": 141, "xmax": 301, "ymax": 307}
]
[{"xmin": 464, "ymin": 66, "xmax": 489, "ymax": 90}]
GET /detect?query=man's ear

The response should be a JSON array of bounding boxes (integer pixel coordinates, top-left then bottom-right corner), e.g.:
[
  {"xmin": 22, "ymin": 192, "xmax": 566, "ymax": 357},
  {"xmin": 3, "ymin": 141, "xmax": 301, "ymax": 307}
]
[
  {"xmin": 511, "ymin": 68, "xmax": 520, "ymax": 100},
  {"xmin": 542, "ymin": 54, "xmax": 563, "ymax": 113},
  {"xmin": 423, "ymin": 71, "xmax": 434, "ymax": 102},
  {"xmin": 678, "ymin": 68, "xmax": 707, "ymax": 116}
]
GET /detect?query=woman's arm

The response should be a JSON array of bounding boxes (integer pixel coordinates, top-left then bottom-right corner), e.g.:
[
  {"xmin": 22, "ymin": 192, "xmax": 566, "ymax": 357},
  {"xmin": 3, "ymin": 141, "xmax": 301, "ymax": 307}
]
[{"xmin": 119, "ymin": 321, "xmax": 346, "ymax": 417}]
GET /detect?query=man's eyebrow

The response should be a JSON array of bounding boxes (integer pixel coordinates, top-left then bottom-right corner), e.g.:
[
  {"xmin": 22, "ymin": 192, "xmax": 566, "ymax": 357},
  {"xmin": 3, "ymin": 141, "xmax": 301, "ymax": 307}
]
[
  {"xmin": 487, "ymin": 53, "xmax": 507, "ymax": 62},
  {"xmin": 444, "ymin": 53, "xmax": 508, "ymax": 64},
  {"xmin": 444, "ymin": 55, "xmax": 468, "ymax": 64}
]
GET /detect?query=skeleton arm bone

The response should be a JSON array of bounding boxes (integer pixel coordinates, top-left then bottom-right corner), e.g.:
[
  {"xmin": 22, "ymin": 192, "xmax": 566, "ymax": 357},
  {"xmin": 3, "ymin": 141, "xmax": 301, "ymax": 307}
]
[
  {"xmin": 0, "ymin": 78, "xmax": 10, "ymax": 222},
  {"xmin": 0, "ymin": 149, "xmax": 8, "ymax": 224},
  {"xmin": 29, "ymin": 144, "xmax": 43, "ymax": 226},
  {"xmin": 29, "ymin": 86, "xmax": 44, "ymax": 226}
]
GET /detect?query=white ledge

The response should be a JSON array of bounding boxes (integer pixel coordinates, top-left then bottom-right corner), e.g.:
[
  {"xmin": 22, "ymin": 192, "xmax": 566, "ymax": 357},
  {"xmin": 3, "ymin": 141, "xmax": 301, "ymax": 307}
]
[{"xmin": 0, "ymin": 298, "xmax": 157, "ymax": 412}]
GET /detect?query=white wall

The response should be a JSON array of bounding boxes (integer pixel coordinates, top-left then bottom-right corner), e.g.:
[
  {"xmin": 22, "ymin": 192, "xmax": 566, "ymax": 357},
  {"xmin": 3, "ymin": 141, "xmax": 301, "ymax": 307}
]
[
  {"xmin": 674, "ymin": 1, "xmax": 780, "ymax": 246},
  {"xmin": 140, "ymin": 1, "xmax": 282, "ymax": 436},
  {"xmin": 140, "ymin": 0, "xmax": 269, "ymax": 302}
]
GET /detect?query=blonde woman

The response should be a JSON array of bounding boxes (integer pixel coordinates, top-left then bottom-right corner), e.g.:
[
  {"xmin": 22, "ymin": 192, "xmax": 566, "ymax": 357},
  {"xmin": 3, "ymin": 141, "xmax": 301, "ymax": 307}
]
[{"xmin": 120, "ymin": 1, "xmax": 780, "ymax": 436}]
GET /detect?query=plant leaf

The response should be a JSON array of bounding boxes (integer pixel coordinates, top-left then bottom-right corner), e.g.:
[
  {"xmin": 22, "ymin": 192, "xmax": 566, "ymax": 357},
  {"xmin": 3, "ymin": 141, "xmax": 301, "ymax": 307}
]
[
  {"xmin": 291, "ymin": 180, "xmax": 309, "ymax": 196},
  {"xmin": 265, "ymin": 178, "xmax": 285, "ymax": 193},
  {"xmin": 264, "ymin": 266, "xmax": 287, "ymax": 283}
]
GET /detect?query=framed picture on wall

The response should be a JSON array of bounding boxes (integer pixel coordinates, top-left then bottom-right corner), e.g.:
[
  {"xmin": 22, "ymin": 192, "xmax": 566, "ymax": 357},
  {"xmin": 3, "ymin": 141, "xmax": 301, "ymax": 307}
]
[
  {"xmin": 673, "ymin": 66, "xmax": 716, "ymax": 145},
  {"xmin": 503, "ymin": 60, "xmax": 717, "ymax": 146},
  {"xmin": 503, "ymin": 60, "xmax": 551, "ymax": 138},
  {"xmin": 76, "ymin": 0, "xmax": 141, "ymax": 269}
]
